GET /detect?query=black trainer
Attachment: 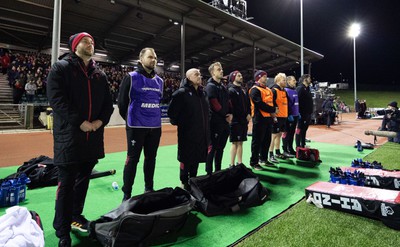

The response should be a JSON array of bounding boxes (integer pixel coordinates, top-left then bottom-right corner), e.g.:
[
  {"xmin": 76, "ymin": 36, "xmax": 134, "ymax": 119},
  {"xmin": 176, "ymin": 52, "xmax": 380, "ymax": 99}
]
[
  {"xmin": 269, "ymin": 155, "xmax": 280, "ymax": 164},
  {"xmin": 251, "ymin": 164, "xmax": 263, "ymax": 171},
  {"xmin": 71, "ymin": 215, "xmax": 89, "ymax": 233},
  {"xmin": 283, "ymin": 152, "xmax": 295, "ymax": 158},
  {"xmin": 59, "ymin": 238, "xmax": 71, "ymax": 247}
]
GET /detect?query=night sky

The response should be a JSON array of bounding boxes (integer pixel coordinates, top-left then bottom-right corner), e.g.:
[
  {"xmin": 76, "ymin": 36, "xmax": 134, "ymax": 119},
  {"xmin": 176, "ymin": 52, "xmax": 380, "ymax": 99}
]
[{"xmin": 243, "ymin": 0, "xmax": 400, "ymax": 87}]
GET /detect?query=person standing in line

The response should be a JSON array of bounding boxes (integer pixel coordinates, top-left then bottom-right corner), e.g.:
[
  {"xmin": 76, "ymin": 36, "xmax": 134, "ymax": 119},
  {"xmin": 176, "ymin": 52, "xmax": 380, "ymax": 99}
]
[
  {"xmin": 281, "ymin": 75, "xmax": 299, "ymax": 156},
  {"xmin": 295, "ymin": 74, "xmax": 313, "ymax": 148},
  {"xmin": 227, "ymin": 70, "xmax": 251, "ymax": 167},
  {"xmin": 249, "ymin": 70, "xmax": 277, "ymax": 170},
  {"xmin": 268, "ymin": 73, "xmax": 289, "ymax": 164},
  {"xmin": 205, "ymin": 62, "xmax": 232, "ymax": 175},
  {"xmin": 168, "ymin": 68, "xmax": 209, "ymax": 190},
  {"xmin": 47, "ymin": 32, "xmax": 114, "ymax": 247},
  {"xmin": 118, "ymin": 47, "xmax": 163, "ymax": 200}
]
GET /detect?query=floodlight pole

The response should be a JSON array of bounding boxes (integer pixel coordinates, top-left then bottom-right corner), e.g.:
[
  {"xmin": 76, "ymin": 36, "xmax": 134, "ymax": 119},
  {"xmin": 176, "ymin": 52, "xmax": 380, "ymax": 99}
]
[
  {"xmin": 300, "ymin": 0, "xmax": 304, "ymax": 76},
  {"xmin": 51, "ymin": 0, "xmax": 62, "ymax": 65},
  {"xmin": 353, "ymin": 36, "xmax": 357, "ymax": 104}
]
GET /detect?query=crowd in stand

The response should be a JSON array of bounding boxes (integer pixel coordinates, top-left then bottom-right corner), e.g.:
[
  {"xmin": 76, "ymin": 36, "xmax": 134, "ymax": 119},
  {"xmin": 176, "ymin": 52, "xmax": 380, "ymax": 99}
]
[{"xmin": 0, "ymin": 49, "xmax": 188, "ymax": 104}]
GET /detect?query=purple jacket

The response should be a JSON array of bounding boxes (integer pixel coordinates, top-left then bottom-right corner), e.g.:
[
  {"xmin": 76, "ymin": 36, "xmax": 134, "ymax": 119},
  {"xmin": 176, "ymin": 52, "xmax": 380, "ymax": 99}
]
[
  {"xmin": 285, "ymin": 87, "xmax": 299, "ymax": 116},
  {"xmin": 118, "ymin": 65, "xmax": 163, "ymax": 128}
]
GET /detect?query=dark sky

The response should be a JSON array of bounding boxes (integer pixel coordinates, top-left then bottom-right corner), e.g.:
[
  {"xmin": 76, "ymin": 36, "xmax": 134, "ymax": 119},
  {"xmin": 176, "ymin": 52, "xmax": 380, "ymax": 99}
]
[{"xmin": 244, "ymin": 0, "xmax": 400, "ymax": 86}]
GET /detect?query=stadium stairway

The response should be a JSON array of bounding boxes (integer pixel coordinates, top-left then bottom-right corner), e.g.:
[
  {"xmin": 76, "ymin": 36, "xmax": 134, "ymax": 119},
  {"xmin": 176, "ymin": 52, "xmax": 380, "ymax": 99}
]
[{"xmin": 0, "ymin": 74, "xmax": 24, "ymax": 130}]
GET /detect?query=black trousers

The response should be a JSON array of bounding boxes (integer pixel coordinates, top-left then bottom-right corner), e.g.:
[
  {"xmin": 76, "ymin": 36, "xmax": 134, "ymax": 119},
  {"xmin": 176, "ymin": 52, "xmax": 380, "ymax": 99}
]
[
  {"xmin": 180, "ymin": 162, "xmax": 199, "ymax": 184},
  {"xmin": 282, "ymin": 116, "xmax": 299, "ymax": 152},
  {"xmin": 206, "ymin": 123, "xmax": 229, "ymax": 174},
  {"xmin": 250, "ymin": 117, "xmax": 272, "ymax": 166},
  {"xmin": 296, "ymin": 114, "xmax": 311, "ymax": 148},
  {"xmin": 53, "ymin": 161, "xmax": 97, "ymax": 239},
  {"xmin": 122, "ymin": 127, "xmax": 161, "ymax": 196}
]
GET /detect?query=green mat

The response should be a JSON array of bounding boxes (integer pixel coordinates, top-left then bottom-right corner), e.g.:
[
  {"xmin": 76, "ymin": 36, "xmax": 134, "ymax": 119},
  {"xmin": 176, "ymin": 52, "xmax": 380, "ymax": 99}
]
[{"xmin": 0, "ymin": 141, "xmax": 371, "ymax": 246}]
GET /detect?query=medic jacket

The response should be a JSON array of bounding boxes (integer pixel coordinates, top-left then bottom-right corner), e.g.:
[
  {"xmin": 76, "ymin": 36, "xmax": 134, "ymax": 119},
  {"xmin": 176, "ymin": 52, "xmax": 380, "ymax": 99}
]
[
  {"xmin": 47, "ymin": 53, "xmax": 114, "ymax": 165},
  {"xmin": 249, "ymin": 83, "xmax": 276, "ymax": 124},
  {"xmin": 228, "ymin": 83, "xmax": 250, "ymax": 125},
  {"xmin": 285, "ymin": 87, "xmax": 299, "ymax": 117},
  {"xmin": 118, "ymin": 63, "xmax": 163, "ymax": 128},
  {"xmin": 271, "ymin": 84, "xmax": 288, "ymax": 118},
  {"xmin": 168, "ymin": 78, "xmax": 210, "ymax": 163},
  {"xmin": 296, "ymin": 83, "xmax": 313, "ymax": 115},
  {"xmin": 205, "ymin": 78, "xmax": 231, "ymax": 126}
]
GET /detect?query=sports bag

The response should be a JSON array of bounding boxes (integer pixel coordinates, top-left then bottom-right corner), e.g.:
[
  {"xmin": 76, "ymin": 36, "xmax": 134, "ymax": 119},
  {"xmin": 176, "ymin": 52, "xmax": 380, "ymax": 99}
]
[
  {"xmin": 296, "ymin": 147, "xmax": 322, "ymax": 163},
  {"xmin": 5, "ymin": 156, "xmax": 58, "ymax": 189},
  {"xmin": 90, "ymin": 187, "xmax": 196, "ymax": 247},
  {"xmin": 189, "ymin": 163, "xmax": 269, "ymax": 216}
]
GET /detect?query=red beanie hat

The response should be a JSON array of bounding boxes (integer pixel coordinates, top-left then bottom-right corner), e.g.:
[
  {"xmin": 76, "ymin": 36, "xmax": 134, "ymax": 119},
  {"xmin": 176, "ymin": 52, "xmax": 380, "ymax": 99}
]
[
  {"xmin": 229, "ymin": 70, "xmax": 239, "ymax": 83},
  {"xmin": 254, "ymin": 70, "xmax": 267, "ymax": 81},
  {"xmin": 69, "ymin": 32, "xmax": 94, "ymax": 52}
]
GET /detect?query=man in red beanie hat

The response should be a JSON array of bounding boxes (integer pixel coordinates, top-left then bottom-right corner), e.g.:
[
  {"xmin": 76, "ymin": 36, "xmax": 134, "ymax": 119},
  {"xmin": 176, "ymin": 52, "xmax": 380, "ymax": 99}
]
[
  {"xmin": 47, "ymin": 32, "xmax": 114, "ymax": 247},
  {"xmin": 249, "ymin": 70, "xmax": 277, "ymax": 170},
  {"xmin": 227, "ymin": 70, "xmax": 251, "ymax": 167}
]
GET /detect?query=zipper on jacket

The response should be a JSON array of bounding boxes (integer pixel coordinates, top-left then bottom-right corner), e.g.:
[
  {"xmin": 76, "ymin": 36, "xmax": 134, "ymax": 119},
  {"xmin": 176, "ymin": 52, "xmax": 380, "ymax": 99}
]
[{"xmin": 78, "ymin": 62, "xmax": 92, "ymax": 141}]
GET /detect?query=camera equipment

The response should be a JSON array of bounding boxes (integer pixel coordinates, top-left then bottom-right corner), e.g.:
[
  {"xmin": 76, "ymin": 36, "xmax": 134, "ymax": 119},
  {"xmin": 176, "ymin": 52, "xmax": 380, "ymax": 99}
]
[{"xmin": 376, "ymin": 109, "xmax": 393, "ymax": 115}]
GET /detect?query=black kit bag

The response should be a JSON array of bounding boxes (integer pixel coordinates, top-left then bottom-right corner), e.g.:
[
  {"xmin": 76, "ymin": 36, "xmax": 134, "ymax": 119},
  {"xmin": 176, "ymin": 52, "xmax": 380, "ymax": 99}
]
[
  {"xmin": 189, "ymin": 163, "xmax": 269, "ymax": 216},
  {"xmin": 5, "ymin": 155, "xmax": 58, "ymax": 189},
  {"xmin": 90, "ymin": 187, "xmax": 196, "ymax": 247}
]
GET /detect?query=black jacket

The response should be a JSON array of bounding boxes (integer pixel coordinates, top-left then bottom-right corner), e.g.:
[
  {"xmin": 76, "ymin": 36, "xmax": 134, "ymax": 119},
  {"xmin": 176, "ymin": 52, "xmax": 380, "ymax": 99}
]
[
  {"xmin": 296, "ymin": 83, "xmax": 313, "ymax": 115},
  {"xmin": 205, "ymin": 78, "xmax": 231, "ymax": 126},
  {"xmin": 228, "ymin": 83, "xmax": 250, "ymax": 124},
  {"xmin": 168, "ymin": 78, "xmax": 210, "ymax": 164},
  {"xmin": 47, "ymin": 53, "xmax": 114, "ymax": 165}
]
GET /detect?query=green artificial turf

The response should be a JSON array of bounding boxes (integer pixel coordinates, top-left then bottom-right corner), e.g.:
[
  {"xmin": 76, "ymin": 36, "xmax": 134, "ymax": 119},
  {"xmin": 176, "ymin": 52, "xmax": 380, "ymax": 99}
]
[
  {"xmin": 0, "ymin": 141, "xmax": 372, "ymax": 246},
  {"xmin": 236, "ymin": 142, "xmax": 400, "ymax": 247}
]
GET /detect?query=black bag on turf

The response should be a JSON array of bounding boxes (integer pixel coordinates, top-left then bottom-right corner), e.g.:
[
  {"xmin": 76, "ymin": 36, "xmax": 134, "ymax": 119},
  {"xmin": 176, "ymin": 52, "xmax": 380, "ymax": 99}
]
[
  {"xmin": 90, "ymin": 187, "xmax": 196, "ymax": 247},
  {"xmin": 189, "ymin": 163, "xmax": 269, "ymax": 216},
  {"xmin": 5, "ymin": 155, "xmax": 58, "ymax": 189}
]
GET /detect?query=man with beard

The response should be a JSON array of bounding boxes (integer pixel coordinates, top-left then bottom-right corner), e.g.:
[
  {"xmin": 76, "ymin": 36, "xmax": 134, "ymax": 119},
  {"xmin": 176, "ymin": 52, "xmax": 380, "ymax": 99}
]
[
  {"xmin": 47, "ymin": 32, "xmax": 114, "ymax": 247},
  {"xmin": 118, "ymin": 48, "xmax": 163, "ymax": 200},
  {"xmin": 249, "ymin": 70, "xmax": 277, "ymax": 170},
  {"xmin": 227, "ymin": 70, "xmax": 251, "ymax": 167},
  {"xmin": 205, "ymin": 62, "xmax": 232, "ymax": 174},
  {"xmin": 296, "ymin": 74, "xmax": 313, "ymax": 148},
  {"xmin": 168, "ymin": 68, "xmax": 209, "ymax": 189}
]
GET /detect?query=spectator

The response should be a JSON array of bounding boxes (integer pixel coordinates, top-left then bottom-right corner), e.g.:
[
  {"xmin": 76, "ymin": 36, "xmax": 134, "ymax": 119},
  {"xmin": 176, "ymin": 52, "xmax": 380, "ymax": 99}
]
[
  {"xmin": 380, "ymin": 101, "xmax": 400, "ymax": 143},
  {"xmin": 322, "ymin": 97, "xmax": 336, "ymax": 128},
  {"xmin": 1, "ymin": 51, "xmax": 10, "ymax": 75},
  {"xmin": 25, "ymin": 79, "xmax": 37, "ymax": 103}
]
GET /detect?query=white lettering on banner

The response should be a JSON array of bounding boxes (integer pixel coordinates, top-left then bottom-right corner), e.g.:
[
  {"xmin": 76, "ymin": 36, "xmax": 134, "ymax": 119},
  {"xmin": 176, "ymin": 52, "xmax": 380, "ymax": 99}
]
[
  {"xmin": 394, "ymin": 179, "xmax": 400, "ymax": 189},
  {"xmin": 142, "ymin": 87, "xmax": 161, "ymax": 92},
  {"xmin": 381, "ymin": 203, "xmax": 394, "ymax": 217},
  {"xmin": 141, "ymin": 103, "xmax": 160, "ymax": 108},
  {"xmin": 312, "ymin": 192, "xmax": 362, "ymax": 212},
  {"xmin": 366, "ymin": 176, "xmax": 380, "ymax": 186}
]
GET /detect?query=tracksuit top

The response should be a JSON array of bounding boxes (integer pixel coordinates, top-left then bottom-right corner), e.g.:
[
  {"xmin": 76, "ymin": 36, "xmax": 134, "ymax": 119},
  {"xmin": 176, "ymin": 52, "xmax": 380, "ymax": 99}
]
[
  {"xmin": 285, "ymin": 87, "xmax": 299, "ymax": 116},
  {"xmin": 127, "ymin": 71, "xmax": 163, "ymax": 128}
]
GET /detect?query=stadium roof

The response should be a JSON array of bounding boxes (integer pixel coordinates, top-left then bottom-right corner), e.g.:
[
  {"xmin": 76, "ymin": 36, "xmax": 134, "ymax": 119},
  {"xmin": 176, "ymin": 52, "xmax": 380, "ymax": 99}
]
[{"xmin": 0, "ymin": 0, "xmax": 324, "ymax": 75}]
